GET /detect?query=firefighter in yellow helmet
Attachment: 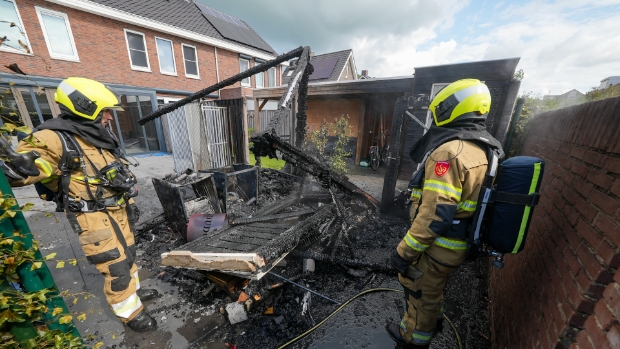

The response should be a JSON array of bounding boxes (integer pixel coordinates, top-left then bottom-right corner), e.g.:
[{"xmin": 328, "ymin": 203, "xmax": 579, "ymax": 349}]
[
  {"xmin": 1, "ymin": 77, "xmax": 158, "ymax": 332},
  {"xmin": 386, "ymin": 79, "xmax": 504, "ymax": 348}
]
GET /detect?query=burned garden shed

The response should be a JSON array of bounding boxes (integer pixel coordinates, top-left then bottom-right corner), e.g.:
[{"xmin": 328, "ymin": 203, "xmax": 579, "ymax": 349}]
[
  {"xmin": 398, "ymin": 57, "xmax": 522, "ymax": 178},
  {"xmin": 252, "ymin": 76, "xmax": 415, "ymax": 164}
]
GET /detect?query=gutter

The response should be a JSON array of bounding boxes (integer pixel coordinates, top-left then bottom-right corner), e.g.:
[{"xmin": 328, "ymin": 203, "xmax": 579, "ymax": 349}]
[{"xmin": 0, "ymin": 72, "xmax": 218, "ymax": 98}]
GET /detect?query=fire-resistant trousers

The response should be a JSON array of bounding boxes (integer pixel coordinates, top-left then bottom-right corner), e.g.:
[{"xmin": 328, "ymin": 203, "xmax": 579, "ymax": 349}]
[
  {"xmin": 74, "ymin": 204, "xmax": 142, "ymax": 322},
  {"xmin": 397, "ymin": 245, "xmax": 468, "ymax": 346}
]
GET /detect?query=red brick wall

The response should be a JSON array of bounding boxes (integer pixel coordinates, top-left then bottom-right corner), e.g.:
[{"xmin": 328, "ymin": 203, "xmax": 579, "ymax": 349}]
[
  {"xmin": 0, "ymin": 0, "xmax": 275, "ymax": 93},
  {"xmin": 489, "ymin": 97, "xmax": 620, "ymax": 349},
  {"xmin": 307, "ymin": 99, "xmax": 361, "ymax": 136}
]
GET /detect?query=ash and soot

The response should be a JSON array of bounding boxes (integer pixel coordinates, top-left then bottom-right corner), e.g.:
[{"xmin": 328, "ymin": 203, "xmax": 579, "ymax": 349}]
[{"xmin": 131, "ymin": 168, "xmax": 490, "ymax": 349}]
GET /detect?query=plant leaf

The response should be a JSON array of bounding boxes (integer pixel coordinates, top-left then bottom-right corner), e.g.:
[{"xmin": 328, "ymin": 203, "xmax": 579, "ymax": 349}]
[
  {"xmin": 77, "ymin": 313, "xmax": 86, "ymax": 321},
  {"xmin": 20, "ymin": 202, "xmax": 34, "ymax": 212},
  {"xmin": 68, "ymin": 258, "xmax": 77, "ymax": 266},
  {"xmin": 93, "ymin": 342, "xmax": 104, "ymax": 349},
  {"xmin": 0, "ymin": 211, "xmax": 16, "ymax": 220},
  {"xmin": 0, "ymin": 239, "xmax": 13, "ymax": 245},
  {"xmin": 23, "ymin": 134, "xmax": 37, "ymax": 147},
  {"xmin": 52, "ymin": 307, "xmax": 63, "ymax": 316},
  {"xmin": 0, "ymin": 123, "xmax": 16, "ymax": 132},
  {"xmin": 0, "ymin": 308, "xmax": 24, "ymax": 325},
  {"xmin": 44, "ymin": 252, "xmax": 57, "ymax": 260},
  {"xmin": 55, "ymin": 261, "xmax": 65, "ymax": 269},
  {"xmin": 30, "ymin": 261, "xmax": 42, "ymax": 271},
  {"xmin": 14, "ymin": 126, "xmax": 31, "ymax": 134},
  {"xmin": 58, "ymin": 314, "xmax": 72, "ymax": 324}
]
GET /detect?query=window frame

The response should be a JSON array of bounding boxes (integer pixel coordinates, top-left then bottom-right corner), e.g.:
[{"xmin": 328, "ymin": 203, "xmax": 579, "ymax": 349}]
[
  {"xmin": 181, "ymin": 43, "xmax": 200, "ymax": 79},
  {"xmin": 268, "ymin": 67, "xmax": 276, "ymax": 87},
  {"xmin": 123, "ymin": 29, "xmax": 151, "ymax": 72},
  {"xmin": 255, "ymin": 61, "xmax": 264, "ymax": 88},
  {"xmin": 240, "ymin": 58, "xmax": 251, "ymax": 87},
  {"xmin": 35, "ymin": 6, "xmax": 79, "ymax": 61},
  {"xmin": 154, "ymin": 36, "xmax": 177, "ymax": 76},
  {"xmin": 0, "ymin": 0, "xmax": 33, "ymax": 56}
]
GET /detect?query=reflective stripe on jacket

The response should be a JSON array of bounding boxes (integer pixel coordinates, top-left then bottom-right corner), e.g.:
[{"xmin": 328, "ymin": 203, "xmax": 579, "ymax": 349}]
[{"xmin": 398, "ymin": 140, "xmax": 488, "ymax": 261}]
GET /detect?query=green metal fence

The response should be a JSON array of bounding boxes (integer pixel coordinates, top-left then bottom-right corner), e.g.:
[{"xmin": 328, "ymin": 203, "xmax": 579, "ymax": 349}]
[{"xmin": 0, "ymin": 171, "xmax": 83, "ymax": 347}]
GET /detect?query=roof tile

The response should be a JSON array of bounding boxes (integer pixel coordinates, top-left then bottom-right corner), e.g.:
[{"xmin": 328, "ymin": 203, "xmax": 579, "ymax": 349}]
[{"xmin": 89, "ymin": 0, "xmax": 276, "ymax": 55}]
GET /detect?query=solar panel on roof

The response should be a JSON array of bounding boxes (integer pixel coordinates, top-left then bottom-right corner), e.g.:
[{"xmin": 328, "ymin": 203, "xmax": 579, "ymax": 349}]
[
  {"xmin": 309, "ymin": 57, "xmax": 339, "ymax": 80},
  {"xmin": 195, "ymin": 3, "xmax": 272, "ymax": 52}
]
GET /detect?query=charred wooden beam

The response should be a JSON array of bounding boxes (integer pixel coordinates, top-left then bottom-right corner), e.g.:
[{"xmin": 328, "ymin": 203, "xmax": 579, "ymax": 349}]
[{"xmin": 138, "ymin": 46, "xmax": 306, "ymax": 126}]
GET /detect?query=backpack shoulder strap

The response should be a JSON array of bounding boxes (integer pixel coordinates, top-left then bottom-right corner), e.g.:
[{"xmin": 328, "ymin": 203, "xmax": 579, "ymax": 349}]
[{"xmin": 467, "ymin": 147, "xmax": 500, "ymax": 253}]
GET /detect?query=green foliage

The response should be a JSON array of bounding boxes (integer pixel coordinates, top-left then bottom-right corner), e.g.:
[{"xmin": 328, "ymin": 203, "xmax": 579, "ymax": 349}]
[
  {"xmin": 329, "ymin": 116, "xmax": 352, "ymax": 175},
  {"xmin": 584, "ymin": 84, "xmax": 620, "ymax": 102},
  {"xmin": 248, "ymin": 144, "xmax": 285, "ymax": 170},
  {"xmin": 1, "ymin": 190, "xmax": 85, "ymax": 348},
  {"xmin": 308, "ymin": 120, "xmax": 329, "ymax": 160},
  {"xmin": 513, "ymin": 69, "xmax": 524, "ymax": 81},
  {"xmin": 507, "ymin": 92, "xmax": 560, "ymax": 157},
  {"xmin": 307, "ymin": 115, "xmax": 352, "ymax": 175},
  {"xmin": 0, "ymin": 328, "xmax": 83, "ymax": 349}
]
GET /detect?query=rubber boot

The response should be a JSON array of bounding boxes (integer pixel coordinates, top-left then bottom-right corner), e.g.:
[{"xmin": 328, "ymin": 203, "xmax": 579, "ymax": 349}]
[
  {"xmin": 436, "ymin": 318, "xmax": 444, "ymax": 333},
  {"xmin": 126, "ymin": 311, "xmax": 157, "ymax": 332},
  {"xmin": 385, "ymin": 324, "xmax": 430, "ymax": 349},
  {"xmin": 137, "ymin": 288, "xmax": 159, "ymax": 301}
]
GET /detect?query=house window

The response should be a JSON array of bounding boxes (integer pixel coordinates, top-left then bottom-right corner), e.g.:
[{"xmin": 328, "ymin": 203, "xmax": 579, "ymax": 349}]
[
  {"xmin": 35, "ymin": 7, "xmax": 79, "ymax": 61},
  {"xmin": 268, "ymin": 67, "xmax": 276, "ymax": 87},
  {"xmin": 255, "ymin": 61, "xmax": 264, "ymax": 88},
  {"xmin": 182, "ymin": 44, "xmax": 199, "ymax": 78},
  {"xmin": 155, "ymin": 37, "xmax": 176, "ymax": 75},
  {"xmin": 0, "ymin": 0, "xmax": 32, "ymax": 55},
  {"xmin": 240, "ymin": 58, "xmax": 250, "ymax": 86},
  {"xmin": 124, "ymin": 29, "xmax": 150, "ymax": 71}
]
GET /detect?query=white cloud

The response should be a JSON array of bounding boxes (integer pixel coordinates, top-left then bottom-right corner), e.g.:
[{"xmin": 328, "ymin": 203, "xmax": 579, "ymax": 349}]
[
  {"xmin": 199, "ymin": 0, "xmax": 620, "ymax": 95},
  {"xmin": 352, "ymin": 0, "xmax": 620, "ymax": 94}
]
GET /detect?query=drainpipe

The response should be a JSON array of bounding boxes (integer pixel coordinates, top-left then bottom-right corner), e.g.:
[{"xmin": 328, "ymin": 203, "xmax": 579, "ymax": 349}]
[{"xmin": 214, "ymin": 47, "xmax": 220, "ymax": 98}]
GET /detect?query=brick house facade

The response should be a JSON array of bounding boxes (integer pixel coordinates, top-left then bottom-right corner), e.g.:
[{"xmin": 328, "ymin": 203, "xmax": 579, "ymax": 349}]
[{"xmin": 0, "ymin": 0, "xmax": 283, "ymax": 154}]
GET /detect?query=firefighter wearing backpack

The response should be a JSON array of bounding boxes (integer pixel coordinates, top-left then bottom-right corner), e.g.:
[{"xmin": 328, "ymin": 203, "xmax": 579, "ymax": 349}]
[
  {"xmin": 385, "ymin": 79, "xmax": 504, "ymax": 348},
  {"xmin": 0, "ymin": 77, "xmax": 158, "ymax": 332}
]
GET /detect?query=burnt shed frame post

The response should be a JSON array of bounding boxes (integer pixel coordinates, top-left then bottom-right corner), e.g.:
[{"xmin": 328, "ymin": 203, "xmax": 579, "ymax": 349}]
[
  {"xmin": 355, "ymin": 98, "xmax": 366, "ymax": 165},
  {"xmin": 380, "ymin": 95, "xmax": 410, "ymax": 212},
  {"xmin": 492, "ymin": 79, "xmax": 522, "ymax": 145}
]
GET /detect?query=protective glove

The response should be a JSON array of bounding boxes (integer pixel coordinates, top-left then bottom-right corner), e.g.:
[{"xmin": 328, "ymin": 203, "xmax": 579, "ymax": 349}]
[
  {"xmin": 0, "ymin": 136, "xmax": 40, "ymax": 181},
  {"xmin": 391, "ymin": 250, "xmax": 424, "ymax": 281},
  {"xmin": 391, "ymin": 250, "xmax": 413, "ymax": 276}
]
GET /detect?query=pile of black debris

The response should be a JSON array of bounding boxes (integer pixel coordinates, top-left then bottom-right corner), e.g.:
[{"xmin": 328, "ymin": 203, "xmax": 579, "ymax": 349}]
[{"xmin": 132, "ymin": 167, "xmax": 490, "ymax": 349}]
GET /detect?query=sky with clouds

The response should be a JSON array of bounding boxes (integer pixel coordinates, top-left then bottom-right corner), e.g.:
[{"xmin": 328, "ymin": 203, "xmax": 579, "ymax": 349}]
[{"xmin": 198, "ymin": 0, "xmax": 620, "ymax": 95}]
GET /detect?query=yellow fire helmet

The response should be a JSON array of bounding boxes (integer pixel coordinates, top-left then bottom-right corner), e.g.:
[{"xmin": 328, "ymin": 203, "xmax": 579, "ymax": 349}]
[
  {"xmin": 429, "ymin": 79, "xmax": 491, "ymax": 127},
  {"xmin": 55, "ymin": 77, "xmax": 124, "ymax": 120}
]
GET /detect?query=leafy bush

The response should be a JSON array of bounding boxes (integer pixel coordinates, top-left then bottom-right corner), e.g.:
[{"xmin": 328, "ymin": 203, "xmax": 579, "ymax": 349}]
[
  {"xmin": 507, "ymin": 92, "xmax": 560, "ymax": 157},
  {"xmin": 307, "ymin": 115, "xmax": 352, "ymax": 174},
  {"xmin": 585, "ymin": 84, "xmax": 620, "ymax": 102}
]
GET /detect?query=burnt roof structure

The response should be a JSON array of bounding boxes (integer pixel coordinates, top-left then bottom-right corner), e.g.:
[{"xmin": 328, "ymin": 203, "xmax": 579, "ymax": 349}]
[{"xmin": 90, "ymin": 0, "xmax": 277, "ymax": 55}]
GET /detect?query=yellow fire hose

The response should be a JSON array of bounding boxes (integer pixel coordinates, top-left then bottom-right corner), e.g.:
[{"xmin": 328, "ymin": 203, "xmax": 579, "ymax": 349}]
[{"xmin": 277, "ymin": 287, "xmax": 462, "ymax": 349}]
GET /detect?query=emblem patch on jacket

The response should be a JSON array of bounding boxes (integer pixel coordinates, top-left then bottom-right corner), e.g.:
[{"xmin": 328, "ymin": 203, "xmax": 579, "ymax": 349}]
[{"xmin": 434, "ymin": 161, "xmax": 450, "ymax": 177}]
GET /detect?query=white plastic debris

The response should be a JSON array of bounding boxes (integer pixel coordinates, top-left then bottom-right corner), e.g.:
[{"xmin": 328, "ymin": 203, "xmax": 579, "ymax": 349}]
[
  {"xmin": 225, "ymin": 302, "xmax": 248, "ymax": 324},
  {"xmin": 303, "ymin": 259, "xmax": 315, "ymax": 273}
]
